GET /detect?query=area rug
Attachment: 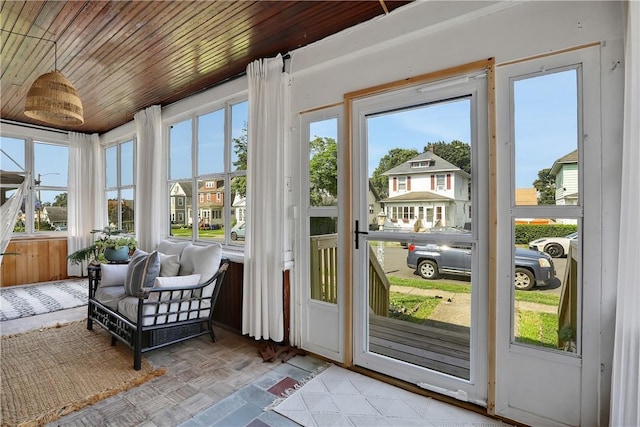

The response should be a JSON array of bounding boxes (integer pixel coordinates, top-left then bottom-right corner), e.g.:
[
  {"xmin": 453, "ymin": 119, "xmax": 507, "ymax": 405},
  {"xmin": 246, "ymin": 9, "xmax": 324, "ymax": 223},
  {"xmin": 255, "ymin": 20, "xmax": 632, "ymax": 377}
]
[
  {"xmin": 272, "ymin": 364, "xmax": 502, "ymax": 426},
  {"xmin": 0, "ymin": 279, "xmax": 88, "ymax": 321},
  {"xmin": 1, "ymin": 321, "xmax": 165, "ymax": 426}
]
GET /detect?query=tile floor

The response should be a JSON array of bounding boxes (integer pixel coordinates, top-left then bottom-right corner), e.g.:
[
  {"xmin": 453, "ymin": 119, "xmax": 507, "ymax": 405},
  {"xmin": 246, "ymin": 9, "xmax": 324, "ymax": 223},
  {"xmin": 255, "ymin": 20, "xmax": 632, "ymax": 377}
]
[{"xmin": 1, "ymin": 306, "xmax": 505, "ymax": 427}]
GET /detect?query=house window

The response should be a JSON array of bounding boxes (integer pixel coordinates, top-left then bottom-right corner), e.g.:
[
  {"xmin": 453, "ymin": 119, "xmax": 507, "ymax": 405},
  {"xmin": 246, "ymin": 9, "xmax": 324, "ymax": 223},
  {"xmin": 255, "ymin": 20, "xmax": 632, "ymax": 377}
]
[
  {"xmin": 436, "ymin": 174, "xmax": 445, "ymax": 191},
  {"xmin": 168, "ymin": 100, "xmax": 247, "ymax": 244},
  {"xmin": 398, "ymin": 177, "xmax": 406, "ymax": 191},
  {"xmin": 105, "ymin": 139, "xmax": 135, "ymax": 232},
  {"xmin": 435, "ymin": 206, "xmax": 443, "ymax": 221},
  {"xmin": 1, "ymin": 136, "xmax": 69, "ymax": 234}
]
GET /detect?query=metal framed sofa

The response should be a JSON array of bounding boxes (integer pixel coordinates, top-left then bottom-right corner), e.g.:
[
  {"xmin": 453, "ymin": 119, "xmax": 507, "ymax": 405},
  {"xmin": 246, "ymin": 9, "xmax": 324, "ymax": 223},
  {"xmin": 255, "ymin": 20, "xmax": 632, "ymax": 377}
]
[{"xmin": 87, "ymin": 240, "xmax": 229, "ymax": 370}]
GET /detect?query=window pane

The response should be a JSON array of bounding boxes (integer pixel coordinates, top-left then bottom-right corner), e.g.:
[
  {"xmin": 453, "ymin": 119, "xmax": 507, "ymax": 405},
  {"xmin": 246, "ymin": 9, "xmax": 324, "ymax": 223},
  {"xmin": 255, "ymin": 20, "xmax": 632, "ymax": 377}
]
[
  {"xmin": 514, "ymin": 69, "xmax": 579, "ymax": 206},
  {"xmin": 106, "ymin": 190, "xmax": 118, "ymax": 227},
  {"xmin": 231, "ymin": 101, "xmax": 248, "ymax": 171},
  {"xmin": 0, "ymin": 137, "xmax": 25, "ymax": 171},
  {"xmin": 367, "ymin": 98, "xmax": 472, "ymax": 232},
  {"xmin": 170, "ymin": 120, "xmax": 192, "ymax": 179},
  {"xmin": 230, "ymin": 176, "xmax": 245, "ymax": 246},
  {"xmin": 309, "ymin": 217, "xmax": 338, "ymax": 303},
  {"xmin": 169, "ymin": 180, "xmax": 193, "ymax": 238},
  {"xmin": 198, "ymin": 109, "xmax": 224, "ymax": 175},
  {"xmin": 309, "ymin": 118, "xmax": 338, "ymax": 207},
  {"xmin": 105, "ymin": 146, "xmax": 117, "ymax": 188},
  {"xmin": 34, "ymin": 143, "xmax": 68, "ymax": 187},
  {"xmin": 35, "ymin": 190, "xmax": 67, "ymax": 232},
  {"xmin": 197, "ymin": 178, "xmax": 224, "ymax": 242},
  {"xmin": 121, "ymin": 140, "xmax": 134, "ymax": 186},
  {"xmin": 121, "ymin": 188, "xmax": 135, "ymax": 233},
  {"xmin": 512, "ymin": 219, "xmax": 579, "ymax": 354}
]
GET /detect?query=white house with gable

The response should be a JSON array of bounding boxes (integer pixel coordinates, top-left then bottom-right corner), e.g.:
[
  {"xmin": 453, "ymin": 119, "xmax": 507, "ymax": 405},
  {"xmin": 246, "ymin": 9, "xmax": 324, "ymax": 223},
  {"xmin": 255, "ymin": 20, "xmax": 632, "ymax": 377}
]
[{"xmin": 380, "ymin": 150, "xmax": 470, "ymax": 231}]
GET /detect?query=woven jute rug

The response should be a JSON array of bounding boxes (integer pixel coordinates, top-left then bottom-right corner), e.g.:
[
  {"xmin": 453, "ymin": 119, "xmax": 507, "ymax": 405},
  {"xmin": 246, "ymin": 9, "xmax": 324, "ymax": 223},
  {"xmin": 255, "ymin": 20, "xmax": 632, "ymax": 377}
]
[{"xmin": 1, "ymin": 321, "xmax": 165, "ymax": 427}]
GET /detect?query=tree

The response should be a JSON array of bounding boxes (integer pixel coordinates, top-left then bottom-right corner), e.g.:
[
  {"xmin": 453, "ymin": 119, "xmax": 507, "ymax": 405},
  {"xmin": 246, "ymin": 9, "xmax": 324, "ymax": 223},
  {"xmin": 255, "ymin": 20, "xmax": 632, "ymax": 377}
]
[
  {"xmin": 370, "ymin": 148, "xmax": 419, "ymax": 199},
  {"xmin": 230, "ymin": 123, "xmax": 248, "ymax": 199},
  {"xmin": 53, "ymin": 192, "xmax": 67, "ymax": 207},
  {"xmin": 533, "ymin": 168, "xmax": 556, "ymax": 205},
  {"xmin": 309, "ymin": 136, "xmax": 338, "ymax": 205},
  {"xmin": 425, "ymin": 140, "xmax": 471, "ymax": 174}
]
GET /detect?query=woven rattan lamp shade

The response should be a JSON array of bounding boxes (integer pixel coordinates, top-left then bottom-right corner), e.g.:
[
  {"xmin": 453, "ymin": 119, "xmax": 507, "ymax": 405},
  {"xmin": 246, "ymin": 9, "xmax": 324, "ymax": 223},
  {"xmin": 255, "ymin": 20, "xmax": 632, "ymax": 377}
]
[{"xmin": 24, "ymin": 71, "xmax": 84, "ymax": 126}]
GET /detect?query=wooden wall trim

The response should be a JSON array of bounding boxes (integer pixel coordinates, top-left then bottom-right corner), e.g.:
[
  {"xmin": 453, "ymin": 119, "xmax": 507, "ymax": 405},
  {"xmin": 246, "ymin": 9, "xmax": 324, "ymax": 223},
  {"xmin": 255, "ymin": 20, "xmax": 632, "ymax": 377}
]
[{"xmin": 1, "ymin": 238, "xmax": 68, "ymax": 286}]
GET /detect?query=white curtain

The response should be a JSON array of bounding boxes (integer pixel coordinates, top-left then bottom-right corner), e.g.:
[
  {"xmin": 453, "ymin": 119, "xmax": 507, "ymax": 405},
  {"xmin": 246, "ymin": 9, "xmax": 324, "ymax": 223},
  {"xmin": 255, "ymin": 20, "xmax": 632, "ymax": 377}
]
[
  {"xmin": 134, "ymin": 105, "xmax": 163, "ymax": 252},
  {"xmin": 67, "ymin": 132, "xmax": 101, "ymax": 276},
  {"xmin": 242, "ymin": 54, "xmax": 286, "ymax": 342},
  {"xmin": 0, "ymin": 173, "xmax": 29, "ymax": 264},
  {"xmin": 610, "ymin": 2, "xmax": 640, "ymax": 426}
]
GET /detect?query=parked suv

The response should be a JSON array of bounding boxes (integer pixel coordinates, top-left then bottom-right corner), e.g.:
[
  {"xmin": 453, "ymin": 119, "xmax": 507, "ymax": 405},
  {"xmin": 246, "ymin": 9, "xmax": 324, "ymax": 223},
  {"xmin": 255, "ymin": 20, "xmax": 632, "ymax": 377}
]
[{"xmin": 406, "ymin": 242, "xmax": 555, "ymax": 290}]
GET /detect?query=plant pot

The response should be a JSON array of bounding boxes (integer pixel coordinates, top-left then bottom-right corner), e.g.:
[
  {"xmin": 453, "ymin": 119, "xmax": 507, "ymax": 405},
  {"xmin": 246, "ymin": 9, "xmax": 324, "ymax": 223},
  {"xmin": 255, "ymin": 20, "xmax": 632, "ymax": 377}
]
[{"xmin": 104, "ymin": 247, "xmax": 129, "ymax": 262}]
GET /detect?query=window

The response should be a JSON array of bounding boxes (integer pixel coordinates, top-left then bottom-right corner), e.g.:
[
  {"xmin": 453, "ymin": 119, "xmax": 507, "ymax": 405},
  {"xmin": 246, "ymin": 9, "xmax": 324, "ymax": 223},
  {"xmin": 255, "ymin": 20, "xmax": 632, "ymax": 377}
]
[
  {"xmin": 1, "ymin": 136, "xmax": 69, "ymax": 234},
  {"xmin": 510, "ymin": 67, "xmax": 582, "ymax": 354},
  {"xmin": 105, "ymin": 139, "xmax": 135, "ymax": 232},
  {"xmin": 168, "ymin": 100, "xmax": 247, "ymax": 244}
]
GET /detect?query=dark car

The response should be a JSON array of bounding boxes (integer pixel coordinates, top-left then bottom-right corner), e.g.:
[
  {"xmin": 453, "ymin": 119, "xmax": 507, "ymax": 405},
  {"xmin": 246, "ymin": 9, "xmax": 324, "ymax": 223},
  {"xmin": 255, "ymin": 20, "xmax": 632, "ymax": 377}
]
[{"xmin": 406, "ymin": 242, "xmax": 555, "ymax": 290}]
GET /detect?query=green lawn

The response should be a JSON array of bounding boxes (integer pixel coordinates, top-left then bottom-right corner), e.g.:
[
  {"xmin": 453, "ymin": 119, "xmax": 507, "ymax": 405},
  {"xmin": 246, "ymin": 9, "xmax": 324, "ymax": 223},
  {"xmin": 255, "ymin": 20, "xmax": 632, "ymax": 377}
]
[
  {"xmin": 514, "ymin": 311, "xmax": 559, "ymax": 348},
  {"xmin": 389, "ymin": 292, "xmax": 441, "ymax": 324},
  {"xmin": 170, "ymin": 228, "xmax": 224, "ymax": 238}
]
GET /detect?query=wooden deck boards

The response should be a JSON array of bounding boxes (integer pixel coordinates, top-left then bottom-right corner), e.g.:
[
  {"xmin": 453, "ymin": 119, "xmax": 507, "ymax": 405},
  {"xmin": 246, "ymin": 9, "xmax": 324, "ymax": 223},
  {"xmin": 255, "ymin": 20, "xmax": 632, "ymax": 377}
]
[{"xmin": 369, "ymin": 314, "xmax": 471, "ymax": 379}]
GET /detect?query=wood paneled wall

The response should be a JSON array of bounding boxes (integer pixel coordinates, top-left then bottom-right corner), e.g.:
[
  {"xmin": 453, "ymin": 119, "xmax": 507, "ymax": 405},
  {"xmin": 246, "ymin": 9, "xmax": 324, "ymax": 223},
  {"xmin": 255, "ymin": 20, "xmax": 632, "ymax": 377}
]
[{"xmin": 0, "ymin": 238, "xmax": 69, "ymax": 287}]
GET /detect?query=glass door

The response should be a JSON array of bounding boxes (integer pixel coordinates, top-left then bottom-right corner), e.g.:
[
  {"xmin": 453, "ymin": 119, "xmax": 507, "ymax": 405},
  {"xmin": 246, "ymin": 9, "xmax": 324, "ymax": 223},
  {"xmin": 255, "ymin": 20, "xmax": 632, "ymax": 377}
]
[{"xmin": 351, "ymin": 72, "xmax": 489, "ymax": 405}]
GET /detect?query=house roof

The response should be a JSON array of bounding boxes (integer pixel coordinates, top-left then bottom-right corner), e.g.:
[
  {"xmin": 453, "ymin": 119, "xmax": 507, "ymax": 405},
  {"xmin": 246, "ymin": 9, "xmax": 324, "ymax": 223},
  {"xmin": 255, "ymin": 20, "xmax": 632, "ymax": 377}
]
[
  {"xmin": 380, "ymin": 191, "xmax": 453, "ymax": 203},
  {"xmin": 43, "ymin": 206, "xmax": 67, "ymax": 222},
  {"xmin": 550, "ymin": 149, "xmax": 578, "ymax": 175},
  {"xmin": 383, "ymin": 151, "xmax": 470, "ymax": 178}
]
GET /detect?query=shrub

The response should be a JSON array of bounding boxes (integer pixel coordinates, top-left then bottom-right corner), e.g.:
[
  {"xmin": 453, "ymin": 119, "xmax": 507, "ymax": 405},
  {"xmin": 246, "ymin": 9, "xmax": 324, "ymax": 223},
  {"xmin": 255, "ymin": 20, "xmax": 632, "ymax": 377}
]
[{"xmin": 514, "ymin": 224, "xmax": 578, "ymax": 245}]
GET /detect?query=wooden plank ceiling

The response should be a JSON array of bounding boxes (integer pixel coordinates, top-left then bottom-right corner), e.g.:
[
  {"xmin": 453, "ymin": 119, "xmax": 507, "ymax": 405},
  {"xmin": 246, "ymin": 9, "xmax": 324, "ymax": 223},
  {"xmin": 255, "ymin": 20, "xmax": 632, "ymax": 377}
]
[{"xmin": 1, "ymin": 0, "xmax": 412, "ymax": 134}]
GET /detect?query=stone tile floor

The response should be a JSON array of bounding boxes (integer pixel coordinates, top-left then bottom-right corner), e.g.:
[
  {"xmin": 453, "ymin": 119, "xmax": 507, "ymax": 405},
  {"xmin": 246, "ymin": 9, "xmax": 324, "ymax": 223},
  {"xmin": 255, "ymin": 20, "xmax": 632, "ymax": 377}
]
[{"xmin": 2, "ymin": 306, "xmax": 502, "ymax": 427}]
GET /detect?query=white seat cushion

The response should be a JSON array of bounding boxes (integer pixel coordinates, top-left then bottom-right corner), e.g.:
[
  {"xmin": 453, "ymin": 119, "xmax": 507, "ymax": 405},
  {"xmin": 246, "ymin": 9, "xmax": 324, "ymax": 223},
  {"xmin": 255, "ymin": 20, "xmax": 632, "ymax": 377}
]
[
  {"xmin": 95, "ymin": 285, "xmax": 127, "ymax": 310},
  {"xmin": 117, "ymin": 296, "xmax": 210, "ymax": 326},
  {"xmin": 179, "ymin": 243, "xmax": 222, "ymax": 298},
  {"xmin": 158, "ymin": 253, "xmax": 181, "ymax": 277}
]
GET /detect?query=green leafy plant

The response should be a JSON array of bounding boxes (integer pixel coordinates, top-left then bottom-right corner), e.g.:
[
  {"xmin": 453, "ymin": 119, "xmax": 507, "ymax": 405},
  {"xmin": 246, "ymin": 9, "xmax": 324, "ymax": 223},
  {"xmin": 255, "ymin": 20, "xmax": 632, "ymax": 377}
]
[{"xmin": 67, "ymin": 226, "xmax": 137, "ymax": 265}]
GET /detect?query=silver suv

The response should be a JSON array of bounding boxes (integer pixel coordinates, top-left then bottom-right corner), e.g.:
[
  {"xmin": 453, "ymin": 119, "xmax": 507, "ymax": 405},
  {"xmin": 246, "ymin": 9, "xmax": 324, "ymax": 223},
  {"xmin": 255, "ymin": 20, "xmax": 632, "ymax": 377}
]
[{"xmin": 406, "ymin": 242, "xmax": 556, "ymax": 290}]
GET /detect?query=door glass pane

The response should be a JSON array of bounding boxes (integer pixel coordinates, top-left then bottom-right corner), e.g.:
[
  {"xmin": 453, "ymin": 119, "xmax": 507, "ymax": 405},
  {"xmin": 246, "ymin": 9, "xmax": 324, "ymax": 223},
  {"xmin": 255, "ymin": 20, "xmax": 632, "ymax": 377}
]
[
  {"xmin": 368, "ymin": 238, "xmax": 471, "ymax": 379},
  {"xmin": 514, "ymin": 69, "xmax": 579, "ymax": 206},
  {"xmin": 366, "ymin": 97, "xmax": 473, "ymax": 380},
  {"xmin": 513, "ymin": 219, "xmax": 579, "ymax": 354},
  {"xmin": 310, "ymin": 217, "xmax": 338, "ymax": 303},
  {"xmin": 309, "ymin": 118, "xmax": 338, "ymax": 207}
]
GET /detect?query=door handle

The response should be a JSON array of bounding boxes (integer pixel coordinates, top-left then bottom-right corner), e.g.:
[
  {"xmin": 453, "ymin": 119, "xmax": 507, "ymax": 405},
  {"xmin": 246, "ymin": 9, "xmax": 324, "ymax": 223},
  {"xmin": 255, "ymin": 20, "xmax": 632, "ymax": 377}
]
[{"xmin": 354, "ymin": 220, "xmax": 368, "ymax": 249}]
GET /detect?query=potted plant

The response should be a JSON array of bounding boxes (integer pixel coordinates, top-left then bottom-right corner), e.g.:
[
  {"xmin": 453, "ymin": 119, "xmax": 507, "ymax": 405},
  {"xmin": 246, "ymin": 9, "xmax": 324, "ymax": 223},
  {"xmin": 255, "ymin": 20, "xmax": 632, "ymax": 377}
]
[{"xmin": 67, "ymin": 226, "xmax": 137, "ymax": 265}]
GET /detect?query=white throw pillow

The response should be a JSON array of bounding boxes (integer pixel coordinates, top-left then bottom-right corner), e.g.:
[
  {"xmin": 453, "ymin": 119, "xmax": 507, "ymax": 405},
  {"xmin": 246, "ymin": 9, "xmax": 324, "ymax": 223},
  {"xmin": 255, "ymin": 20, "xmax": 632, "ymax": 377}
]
[
  {"xmin": 99, "ymin": 264, "xmax": 128, "ymax": 287},
  {"xmin": 179, "ymin": 243, "xmax": 222, "ymax": 284},
  {"xmin": 156, "ymin": 240, "xmax": 191, "ymax": 257},
  {"xmin": 158, "ymin": 253, "xmax": 180, "ymax": 277},
  {"xmin": 148, "ymin": 274, "xmax": 201, "ymax": 302}
]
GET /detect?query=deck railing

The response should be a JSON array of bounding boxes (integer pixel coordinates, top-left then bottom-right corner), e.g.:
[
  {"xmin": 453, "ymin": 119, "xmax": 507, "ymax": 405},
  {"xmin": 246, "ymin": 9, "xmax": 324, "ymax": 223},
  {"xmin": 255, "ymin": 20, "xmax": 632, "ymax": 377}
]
[{"xmin": 310, "ymin": 234, "xmax": 389, "ymax": 316}]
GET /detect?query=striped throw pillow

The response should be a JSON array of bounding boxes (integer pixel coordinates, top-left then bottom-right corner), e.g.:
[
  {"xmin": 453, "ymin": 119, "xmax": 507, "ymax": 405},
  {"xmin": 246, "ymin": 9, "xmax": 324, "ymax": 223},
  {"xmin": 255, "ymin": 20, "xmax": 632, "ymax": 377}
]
[{"xmin": 124, "ymin": 250, "xmax": 161, "ymax": 296}]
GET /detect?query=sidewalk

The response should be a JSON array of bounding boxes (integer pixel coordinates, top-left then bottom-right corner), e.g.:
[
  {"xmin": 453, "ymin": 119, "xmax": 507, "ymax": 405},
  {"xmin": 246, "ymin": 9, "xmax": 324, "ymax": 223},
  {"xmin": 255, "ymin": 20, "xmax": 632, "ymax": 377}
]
[{"xmin": 390, "ymin": 285, "xmax": 557, "ymax": 328}]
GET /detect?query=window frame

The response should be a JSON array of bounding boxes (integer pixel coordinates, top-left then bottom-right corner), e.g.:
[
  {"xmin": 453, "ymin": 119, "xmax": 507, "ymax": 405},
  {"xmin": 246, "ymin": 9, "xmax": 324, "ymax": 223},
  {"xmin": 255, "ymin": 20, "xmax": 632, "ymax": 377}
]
[
  {"xmin": 103, "ymin": 138, "xmax": 136, "ymax": 232},
  {"xmin": 166, "ymin": 98, "xmax": 248, "ymax": 246},
  {"xmin": 0, "ymin": 134, "xmax": 70, "ymax": 236}
]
